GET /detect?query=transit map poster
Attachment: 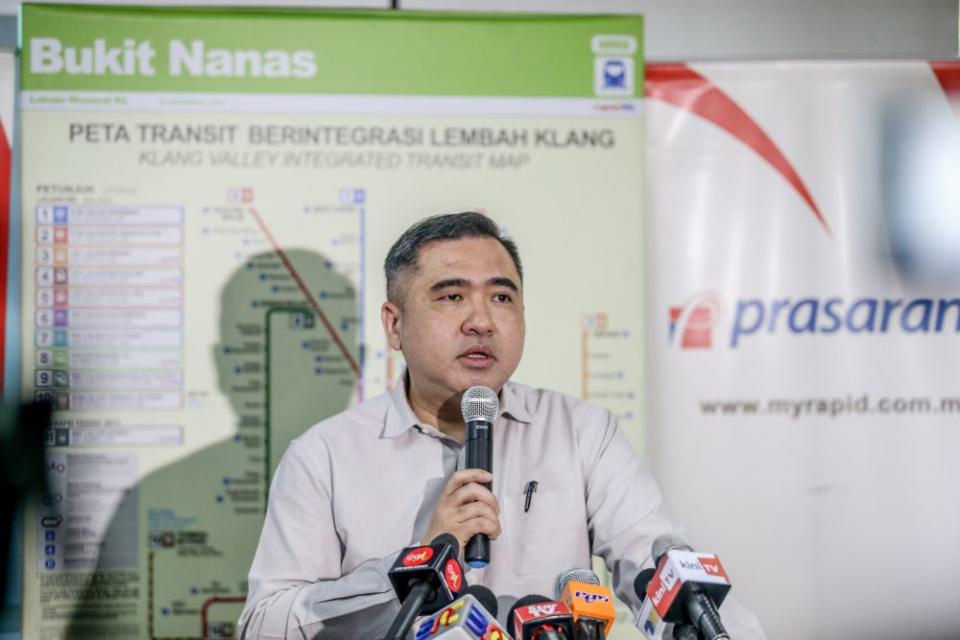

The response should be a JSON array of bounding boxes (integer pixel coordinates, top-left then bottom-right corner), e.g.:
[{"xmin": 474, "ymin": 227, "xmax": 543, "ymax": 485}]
[{"xmin": 20, "ymin": 6, "xmax": 645, "ymax": 639}]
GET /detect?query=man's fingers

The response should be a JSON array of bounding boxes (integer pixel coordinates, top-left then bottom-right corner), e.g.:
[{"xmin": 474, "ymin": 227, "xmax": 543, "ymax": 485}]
[
  {"xmin": 443, "ymin": 469, "xmax": 493, "ymax": 496},
  {"xmin": 460, "ymin": 515, "xmax": 501, "ymax": 540},
  {"xmin": 455, "ymin": 501, "xmax": 499, "ymax": 526},
  {"xmin": 449, "ymin": 482, "xmax": 499, "ymax": 513}
]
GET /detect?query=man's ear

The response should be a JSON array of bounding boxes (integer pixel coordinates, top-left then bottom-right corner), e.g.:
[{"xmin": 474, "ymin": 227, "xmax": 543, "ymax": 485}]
[{"xmin": 381, "ymin": 301, "xmax": 403, "ymax": 351}]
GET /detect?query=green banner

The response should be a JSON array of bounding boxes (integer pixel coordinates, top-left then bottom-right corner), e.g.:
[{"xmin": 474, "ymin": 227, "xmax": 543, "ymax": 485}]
[{"xmin": 21, "ymin": 4, "xmax": 643, "ymax": 97}]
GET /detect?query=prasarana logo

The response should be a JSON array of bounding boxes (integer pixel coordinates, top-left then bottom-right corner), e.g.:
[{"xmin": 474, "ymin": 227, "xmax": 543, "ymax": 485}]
[
  {"xmin": 671, "ymin": 291, "xmax": 960, "ymax": 348},
  {"xmin": 669, "ymin": 291, "xmax": 725, "ymax": 349}
]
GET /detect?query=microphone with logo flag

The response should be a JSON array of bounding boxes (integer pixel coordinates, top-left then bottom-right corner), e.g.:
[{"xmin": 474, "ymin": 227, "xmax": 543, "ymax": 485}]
[
  {"xmin": 642, "ymin": 534, "xmax": 732, "ymax": 640},
  {"xmin": 507, "ymin": 595, "xmax": 575, "ymax": 640},
  {"xmin": 632, "ymin": 568, "xmax": 664, "ymax": 639},
  {"xmin": 634, "ymin": 569, "xmax": 698, "ymax": 640},
  {"xmin": 383, "ymin": 533, "xmax": 465, "ymax": 640},
  {"xmin": 412, "ymin": 584, "xmax": 511, "ymax": 640},
  {"xmin": 461, "ymin": 385, "xmax": 498, "ymax": 569},
  {"xmin": 556, "ymin": 568, "xmax": 616, "ymax": 639}
]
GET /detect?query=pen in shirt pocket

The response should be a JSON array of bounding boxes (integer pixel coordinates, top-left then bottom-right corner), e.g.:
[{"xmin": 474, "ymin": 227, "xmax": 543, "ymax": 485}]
[{"xmin": 523, "ymin": 480, "xmax": 538, "ymax": 513}]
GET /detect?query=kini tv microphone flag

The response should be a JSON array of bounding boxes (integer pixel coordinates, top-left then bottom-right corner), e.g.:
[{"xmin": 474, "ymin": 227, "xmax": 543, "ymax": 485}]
[
  {"xmin": 384, "ymin": 534, "xmax": 465, "ymax": 640},
  {"xmin": 556, "ymin": 568, "xmax": 616, "ymax": 638},
  {"xmin": 461, "ymin": 385, "xmax": 498, "ymax": 569},
  {"xmin": 507, "ymin": 596, "xmax": 575, "ymax": 640},
  {"xmin": 645, "ymin": 535, "xmax": 731, "ymax": 640},
  {"xmin": 413, "ymin": 585, "xmax": 510, "ymax": 639}
]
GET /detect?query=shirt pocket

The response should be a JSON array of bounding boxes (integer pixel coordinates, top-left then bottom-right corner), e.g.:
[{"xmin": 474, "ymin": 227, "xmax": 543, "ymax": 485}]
[{"xmin": 502, "ymin": 487, "xmax": 582, "ymax": 578}]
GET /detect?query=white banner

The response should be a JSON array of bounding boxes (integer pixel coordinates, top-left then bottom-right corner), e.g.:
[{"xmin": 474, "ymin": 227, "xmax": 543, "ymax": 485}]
[{"xmin": 646, "ymin": 61, "xmax": 960, "ymax": 640}]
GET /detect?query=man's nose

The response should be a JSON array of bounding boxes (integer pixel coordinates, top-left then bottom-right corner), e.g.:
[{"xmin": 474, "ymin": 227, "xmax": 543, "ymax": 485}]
[{"xmin": 462, "ymin": 300, "xmax": 495, "ymax": 335}]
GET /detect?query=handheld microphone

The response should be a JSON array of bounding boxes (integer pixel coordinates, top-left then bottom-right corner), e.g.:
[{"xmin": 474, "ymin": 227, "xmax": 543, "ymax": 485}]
[
  {"xmin": 461, "ymin": 385, "xmax": 498, "ymax": 569},
  {"xmin": 413, "ymin": 585, "xmax": 510, "ymax": 639},
  {"xmin": 556, "ymin": 569, "xmax": 616, "ymax": 639},
  {"xmin": 507, "ymin": 595, "xmax": 575, "ymax": 640},
  {"xmin": 384, "ymin": 534, "xmax": 465, "ymax": 640},
  {"xmin": 645, "ymin": 534, "xmax": 731, "ymax": 640}
]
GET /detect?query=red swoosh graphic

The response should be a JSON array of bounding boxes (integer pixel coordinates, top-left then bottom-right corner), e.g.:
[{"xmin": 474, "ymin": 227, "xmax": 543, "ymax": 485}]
[
  {"xmin": 930, "ymin": 60, "xmax": 960, "ymax": 115},
  {"xmin": 646, "ymin": 63, "xmax": 830, "ymax": 236}
]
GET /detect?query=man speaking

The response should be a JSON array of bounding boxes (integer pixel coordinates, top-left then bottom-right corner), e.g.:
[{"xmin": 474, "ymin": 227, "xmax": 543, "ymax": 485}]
[{"xmin": 238, "ymin": 212, "xmax": 765, "ymax": 639}]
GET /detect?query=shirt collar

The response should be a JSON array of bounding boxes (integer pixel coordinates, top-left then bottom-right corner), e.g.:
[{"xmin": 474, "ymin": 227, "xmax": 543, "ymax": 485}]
[{"xmin": 382, "ymin": 370, "xmax": 533, "ymax": 439}]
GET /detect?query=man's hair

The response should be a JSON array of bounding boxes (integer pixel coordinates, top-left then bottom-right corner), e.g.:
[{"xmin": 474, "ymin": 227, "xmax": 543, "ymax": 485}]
[{"xmin": 384, "ymin": 211, "xmax": 523, "ymax": 304}]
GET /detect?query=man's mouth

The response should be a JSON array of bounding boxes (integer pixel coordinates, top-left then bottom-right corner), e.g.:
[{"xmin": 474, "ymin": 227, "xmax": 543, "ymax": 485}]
[{"xmin": 458, "ymin": 346, "xmax": 495, "ymax": 366}]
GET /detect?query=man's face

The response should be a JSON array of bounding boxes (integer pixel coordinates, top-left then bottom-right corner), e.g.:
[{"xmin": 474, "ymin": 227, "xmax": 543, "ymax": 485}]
[{"xmin": 381, "ymin": 236, "xmax": 525, "ymax": 406}]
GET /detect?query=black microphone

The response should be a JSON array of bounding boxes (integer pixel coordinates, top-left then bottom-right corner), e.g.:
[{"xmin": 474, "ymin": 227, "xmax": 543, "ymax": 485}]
[
  {"xmin": 384, "ymin": 533, "xmax": 464, "ymax": 640},
  {"xmin": 633, "ymin": 568, "xmax": 698, "ymax": 640},
  {"xmin": 507, "ymin": 594, "xmax": 575, "ymax": 640},
  {"xmin": 460, "ymin": 385, "xmax": 498, "ymax": 569},
  {"xmin": 651, "ymin": 534, "xmax": 730, "ymax": 640}
]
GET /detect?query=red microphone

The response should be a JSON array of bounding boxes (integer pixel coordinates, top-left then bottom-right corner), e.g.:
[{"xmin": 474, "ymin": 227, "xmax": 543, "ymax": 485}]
[{"xmin": 507, "ymin": 595, "xmax": 575, "ymax": 640}]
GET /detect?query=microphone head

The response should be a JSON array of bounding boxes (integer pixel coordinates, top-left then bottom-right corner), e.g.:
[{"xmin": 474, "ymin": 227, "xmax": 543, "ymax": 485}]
[
  {"xmin": 556, "ymin": 567, "xmax": 600, "ymax": 598},
  {"xmin": 652, "ymin": 533, "xmax": 692, "ymax": 565},
  {"xmin": 557, "ymin": 569, "xmax": 615, "ymax": 636},
  {"xmin": 388, "ymin": 536, "xmax": 464, "ymax": 615},
  {"xmin": 506, "ymin": 594, "xmax": 551, "ymax": 638},
  {"xmin": 460, "ymin": 584, "xmax": 498, "ymax": 618},
  {"xmin": 460, "ymin": 386, "xmax": 498, "ymax": 423},
  {"xmin": 633, "ymin": 568, "xmax": 656, "ymax": 601},
  {"xmin": 412, "ymin": 590, "xmax": 507, "ymax": 639},
  {"xmin": 430, "ymin": 532, "xmax": 460, "ymax": 559}
]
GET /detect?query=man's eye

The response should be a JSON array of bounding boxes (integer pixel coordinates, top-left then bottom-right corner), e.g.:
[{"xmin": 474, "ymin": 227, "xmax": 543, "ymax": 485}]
[
  {"xmin": 494, "ymin": 293, "xmax": 512, "ymax": 303},
  {"xmin": 441, "ymin": 293, "xmax": 462, "ymax": 302}
]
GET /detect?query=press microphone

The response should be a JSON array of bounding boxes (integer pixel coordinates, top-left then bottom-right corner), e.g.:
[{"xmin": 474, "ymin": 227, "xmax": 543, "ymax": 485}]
[
  {"xmin": 556, "ymin": 569, "xmax": 616, "ymax": 639},
  {"xmin": 507, "ymin": 595, "xmax": 575, "ymax": 640},
  {"xmin": 634, "ymin": 568, "xmax": 699, "ymax": 640},
  {"xmin": 461, "ymin": 385, "xmax": 498, "ymax": 569},
  {"xmin": 633, "ymin": 568, "xmax": 664, "ymax": 639},
  {"xmin": 384, "ymin": 534, "xmax": 465, "ymax": 640},
  {"xmin": 643, "ymin": 534, "xmax": 732, "ymax": 640},
  {"xmin": 413, "ymin": 584, "xmax": 510, "ymax": 639}
]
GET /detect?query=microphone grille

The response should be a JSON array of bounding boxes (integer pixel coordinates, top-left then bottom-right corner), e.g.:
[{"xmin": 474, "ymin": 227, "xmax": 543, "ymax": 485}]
[
  {"xmin": 556, "ymin": 567, "xmax": 600, "ymax": 597},
  {"xmin": 652, "ymin": 533, "xmax": 693, "ymax": 564},
  {"xmin": 460, "ymin": 386, "xmax": 499, "ymax": 422}
]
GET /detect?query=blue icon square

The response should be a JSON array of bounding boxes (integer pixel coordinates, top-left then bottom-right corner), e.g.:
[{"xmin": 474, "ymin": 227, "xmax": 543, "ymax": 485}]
[
  {"xmin": 54, "ymin": 331, "xmax": 69, "ymax": 347},
  {"xmin": 53, "ymin": 206, "xmax": 68, "ymax": 224},
  {"xmin": 45, "ymin": 545, "xmax": 55, "ymax": 556},
  {"xmin": 45, "ymin": 559, "xmax": 56, "ymax": 570},
  {"xmin": 353, "ymin": 189, "xmax": 366, "ymax": 204},
  {"xmin": 45, "ymin": 530, "xmax": 55, "ymax": 542},
  {"xmin": 603, "ymin": 60, "xmax": 626, "ymax": 88}
]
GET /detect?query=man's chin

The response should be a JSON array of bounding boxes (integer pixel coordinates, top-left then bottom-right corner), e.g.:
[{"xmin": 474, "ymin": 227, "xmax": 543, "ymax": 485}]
[{"xmin": 456, "ymin": 369, "xmax": 509, "ymax": 394}]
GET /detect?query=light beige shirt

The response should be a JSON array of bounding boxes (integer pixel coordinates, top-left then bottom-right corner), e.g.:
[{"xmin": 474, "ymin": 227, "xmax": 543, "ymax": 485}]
[{"xmin": 239, "ymin": 376, "xmax": 765, "ymax": 639}]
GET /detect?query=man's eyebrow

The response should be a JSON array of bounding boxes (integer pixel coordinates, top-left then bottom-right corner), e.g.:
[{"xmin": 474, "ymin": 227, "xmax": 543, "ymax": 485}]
[
  {"xmin": 429, "ymin": 278, "xmax": 469, "ymax": 291},
  {"xmin": 428, "ymin": 277, "xmax": 520, "ymax": 293},
  {"xmin": 489, "ymin": 277, "xmax": 519, "ymax": 292}
]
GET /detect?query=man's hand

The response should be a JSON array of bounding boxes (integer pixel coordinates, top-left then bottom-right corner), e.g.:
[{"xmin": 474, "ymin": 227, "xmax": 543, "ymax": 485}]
[{"xmin": 422, "ymin": 469, "xmax": 501, "ymax": 551}]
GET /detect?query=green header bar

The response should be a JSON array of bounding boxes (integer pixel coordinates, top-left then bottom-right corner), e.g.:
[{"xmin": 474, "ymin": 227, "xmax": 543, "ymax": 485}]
[{"xmin": 21, "ymin": 4, "xmax": 643, "ymax": 97}]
